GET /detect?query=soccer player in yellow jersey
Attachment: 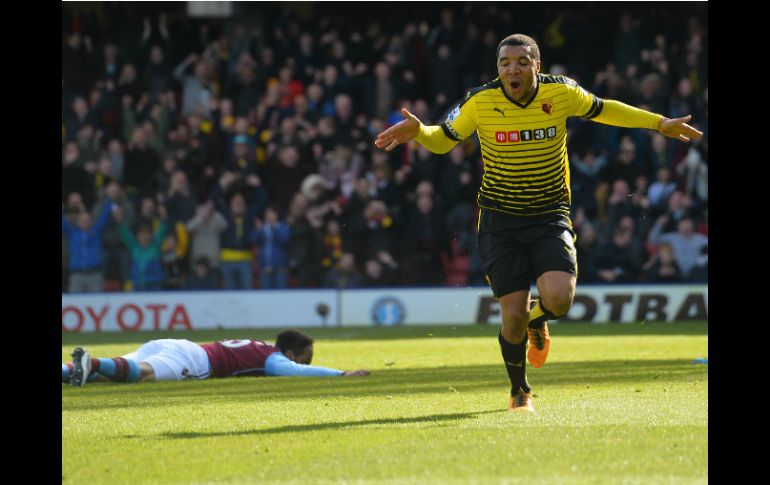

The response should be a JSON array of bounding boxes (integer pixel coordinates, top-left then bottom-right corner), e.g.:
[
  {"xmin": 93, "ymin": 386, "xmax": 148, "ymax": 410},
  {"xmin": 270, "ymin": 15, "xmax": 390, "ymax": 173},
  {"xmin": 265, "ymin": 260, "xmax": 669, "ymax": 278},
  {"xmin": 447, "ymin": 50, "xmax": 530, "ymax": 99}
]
[{"xmin": 375, "ymin": 34, "xmax": 702, "ymax": 412}]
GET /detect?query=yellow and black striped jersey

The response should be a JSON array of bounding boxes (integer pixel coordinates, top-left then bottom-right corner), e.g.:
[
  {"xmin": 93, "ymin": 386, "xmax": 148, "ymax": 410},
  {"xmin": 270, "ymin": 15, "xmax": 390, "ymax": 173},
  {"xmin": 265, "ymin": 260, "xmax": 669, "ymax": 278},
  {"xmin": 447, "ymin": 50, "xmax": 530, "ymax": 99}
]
[{"xmin": 440, "ymin": 74, "xmax": 602, "ymax": 218}]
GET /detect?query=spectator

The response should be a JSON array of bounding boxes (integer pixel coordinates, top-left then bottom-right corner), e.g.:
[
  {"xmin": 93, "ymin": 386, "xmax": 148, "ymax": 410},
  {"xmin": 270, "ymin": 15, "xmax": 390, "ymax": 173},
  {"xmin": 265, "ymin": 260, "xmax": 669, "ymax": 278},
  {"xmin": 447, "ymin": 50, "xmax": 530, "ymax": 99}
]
[
  {"xmin": 648, "ymin": 166, "xmax": 677, "ymax": 214},
  {"xmin": 186, "ymin": 200, "xmax": 227, "ymax": 272},
  {"xmin": 570, "ymin": 147, "xmax": 607, "ymax": 220},
  {"xmin": 439, "ymin": 146, "xmax": 476, "ymax": 235},
  {"xmin": 174, "ymin": 53, "xmax": 213, "ymax": 117},
  {"xmin": 323, "ymin": 252, "xmax": 364, "ymax": 288},
  {"xmin": 216, "ymin": 191, "xmax": 257, "ymax": 290},
  {"xmin": 687, "ymin": 245, "xmax": 708, "ymax": 283},
  {"xmin": 114, "ymin": 204, "xmax": 167, "ymax": 291},
  {"xmin": 92, "ymin": 182, "xmax": 136, "ymax": 287},
  {"xmin": 647, "ymin": 215, "xmax": 707, "ymax": 278},
  {"xmin": 161, "ymin": 233, "xmax": 186, "ymax": 289},
  {"xmin": 61, "ymin": 197, "xmax": 114, "ymax": 293},
  {"xmin": 184, "ymin": 256, "xmax": 220, "ymax": 290},
  {"xmin": 251, "ymin": 206, "xmax": 291, "ymax": 289},
  {"xmin": 123, "ymin": 126, "xmax": 160, "ymax": 204},
  {"xmin": 595, "ymin": 226, "xmax": 641, "ymax": 283},
  {"xmin": 62, "ymin": 32, "xmax": 95, "ymax": 96},
  {"xmin": 575, "ymin": 222, "xmax": 601, "ymax": 283},
  {"xmin": 641, "ymin": 242, "xmax": 683, "ymax": 282},
  {"xmin": 404, "ymin": 193, "xmax": 448, "ymax": 285},
  {"xmin": 321, "ymin": 218, "xmax": 343, "ymax": 270},
  {"xmin": 165, "ymin": 171, "xmax": 197, "ymax": 225},
  {"xmin": 286, "ymin": 193, "xmax": 324, "ymax": 287}
]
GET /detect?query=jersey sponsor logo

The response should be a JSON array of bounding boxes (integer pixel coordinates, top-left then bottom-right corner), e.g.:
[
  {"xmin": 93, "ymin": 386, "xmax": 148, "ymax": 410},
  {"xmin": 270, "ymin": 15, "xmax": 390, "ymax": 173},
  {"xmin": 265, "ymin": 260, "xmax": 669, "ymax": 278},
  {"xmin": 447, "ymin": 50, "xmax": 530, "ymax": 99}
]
[
  {"xmin": 447, "ymin": 106, "xmax": 461, "ymax": 122},
  {"xmin": 220, "ymin": 339, "xmax": 258, "ymax": 348},
  {"xmin": 541, "ymin": 98, "xmax": 554, "ymax": 115},
  {"xmin": 371, "ymin": 297, "xmax": 406, "ymax": 326},
  {"xmin": 496, "ymin": 126, "xmax": 557, "ymax": 143}
]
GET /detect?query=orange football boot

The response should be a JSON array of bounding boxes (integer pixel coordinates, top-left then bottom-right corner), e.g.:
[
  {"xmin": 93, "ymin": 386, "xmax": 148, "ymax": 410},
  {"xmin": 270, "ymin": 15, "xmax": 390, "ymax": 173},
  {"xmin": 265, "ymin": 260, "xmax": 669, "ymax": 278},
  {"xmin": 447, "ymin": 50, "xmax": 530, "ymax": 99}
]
[
  {"xmin": 527, "ymin": 323, "xmax": 550, "ymax": 368},
  {"xmin": 507, "ymin": 388, "xmax": 535, "ymax": 412}
]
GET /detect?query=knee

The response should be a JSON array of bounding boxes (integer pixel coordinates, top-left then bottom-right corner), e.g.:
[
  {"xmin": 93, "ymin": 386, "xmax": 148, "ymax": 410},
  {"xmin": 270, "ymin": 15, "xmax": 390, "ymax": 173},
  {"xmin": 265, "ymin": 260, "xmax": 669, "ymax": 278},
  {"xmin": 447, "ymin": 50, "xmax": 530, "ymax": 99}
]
[
  {"xmin": 138, "ymin": 362, "xmax": 156, "ymax": 382},
  {"xmin": 541, "ymin": 292, "xmax": 574, "ymax": 317},
  {"xmin": 501, "ymin": 305, "xmax": 529, "ymax": 333},
  {"xmin": 502, "ymin": 303, "xmax": 528, "ymax": 324}
]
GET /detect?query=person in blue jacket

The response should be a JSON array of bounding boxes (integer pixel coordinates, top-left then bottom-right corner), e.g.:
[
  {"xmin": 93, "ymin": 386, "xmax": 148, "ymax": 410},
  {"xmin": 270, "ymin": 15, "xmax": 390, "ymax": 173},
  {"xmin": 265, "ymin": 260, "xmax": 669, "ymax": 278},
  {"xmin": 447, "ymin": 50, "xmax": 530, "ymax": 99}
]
[
  {"xmin": 61, "ymin": 197, "xmax": 114, "ymax": 292},
  {"xmin": 251, "ymin": 205, "xmax": 291, "ymax": 289}
]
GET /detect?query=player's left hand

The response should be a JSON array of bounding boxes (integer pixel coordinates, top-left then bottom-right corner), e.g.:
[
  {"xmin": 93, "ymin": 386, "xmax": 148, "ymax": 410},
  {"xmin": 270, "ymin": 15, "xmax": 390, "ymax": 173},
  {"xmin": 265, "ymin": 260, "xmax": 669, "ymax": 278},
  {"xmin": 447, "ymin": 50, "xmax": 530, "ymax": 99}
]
[
  {"xmin": 658, "ymin": 115, "xmax": 703, "ymax": 142},
  {"xmin": 374, "ymin": 108, "xmax": 421, "ymax": 152},
  {"xmin": 342, "ymin": 370, "xmax": 370, "ymax": 377}
]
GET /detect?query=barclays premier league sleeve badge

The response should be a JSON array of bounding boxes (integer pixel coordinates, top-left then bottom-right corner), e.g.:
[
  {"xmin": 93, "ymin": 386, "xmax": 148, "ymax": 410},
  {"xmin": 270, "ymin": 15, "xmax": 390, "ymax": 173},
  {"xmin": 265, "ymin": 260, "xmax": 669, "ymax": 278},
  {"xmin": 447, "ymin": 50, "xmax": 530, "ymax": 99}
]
[{"xmin": 447, "ymin": 106, "xmax": 461, "ymax": 122}]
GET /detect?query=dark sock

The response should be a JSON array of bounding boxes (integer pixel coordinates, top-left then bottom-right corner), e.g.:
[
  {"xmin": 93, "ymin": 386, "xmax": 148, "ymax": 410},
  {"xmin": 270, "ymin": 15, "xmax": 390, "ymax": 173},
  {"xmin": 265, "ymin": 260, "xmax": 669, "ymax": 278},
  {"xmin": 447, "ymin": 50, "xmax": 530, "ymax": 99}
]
[
  {"xmin": 498, "ymin": 332, "xmax": 530, "ymax": 395},
  {"xmin": 528, "ymin": 297, "xmax": 557, "ymax": 330}
]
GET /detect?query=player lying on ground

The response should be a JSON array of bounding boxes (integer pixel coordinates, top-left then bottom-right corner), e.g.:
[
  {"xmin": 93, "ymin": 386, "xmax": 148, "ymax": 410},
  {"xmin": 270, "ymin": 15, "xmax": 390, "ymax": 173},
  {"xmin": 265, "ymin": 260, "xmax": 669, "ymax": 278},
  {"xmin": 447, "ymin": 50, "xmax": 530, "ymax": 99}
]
[
  {"xmin": 62, "ymin": 329, "xmax": 370, "ymax": 386},
  {"xmin": 375, "ymin": 33, "xmax": 702, "ymax": 412}
]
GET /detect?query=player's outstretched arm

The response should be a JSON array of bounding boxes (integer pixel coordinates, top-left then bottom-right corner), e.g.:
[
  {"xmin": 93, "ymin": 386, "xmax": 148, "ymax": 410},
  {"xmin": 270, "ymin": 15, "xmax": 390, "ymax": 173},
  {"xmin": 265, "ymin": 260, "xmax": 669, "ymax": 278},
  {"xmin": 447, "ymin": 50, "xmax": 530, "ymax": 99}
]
[
  {"xmin": 590, "ymin": 100, "xmax": 703, "ymax": 143},
  {"xmin": 374, "ymin": 108, "xmax": 421, "ymax": 152},
  {"xmin": 375, "ymin": 108, "xmax": 459, "ymax": 154},
  {"xmin": 658, "ymin": 115, "xmax": 703, "ymax": 143},
  {"xmin": 264, "ymin": 352, "xmax": 369, "ymax": 377}
]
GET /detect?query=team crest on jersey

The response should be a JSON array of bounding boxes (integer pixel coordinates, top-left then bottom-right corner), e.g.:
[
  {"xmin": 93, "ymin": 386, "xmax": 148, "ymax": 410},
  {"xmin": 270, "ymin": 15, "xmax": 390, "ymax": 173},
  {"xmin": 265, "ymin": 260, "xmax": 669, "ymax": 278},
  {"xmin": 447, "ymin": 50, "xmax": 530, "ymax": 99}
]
[
  {"xmin": 447, "ymin": 106, "xmax": 461, "ymax": 122},
  {"xmin": 541, "ymin": 99, "xmax": 554, "ymax": 115}
]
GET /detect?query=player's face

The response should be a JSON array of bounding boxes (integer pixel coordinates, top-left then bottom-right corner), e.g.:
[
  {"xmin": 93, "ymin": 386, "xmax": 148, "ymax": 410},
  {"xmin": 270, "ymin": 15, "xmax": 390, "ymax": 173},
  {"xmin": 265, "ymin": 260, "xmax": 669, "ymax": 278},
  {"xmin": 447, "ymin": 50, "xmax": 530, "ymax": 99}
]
[
  {"xmin": 289, "ymin": 345, "xmax": 314, "ymax": 365},
  {"xmin": 497, "ymin": 45, "xmax": 541, "ymax": 104}
]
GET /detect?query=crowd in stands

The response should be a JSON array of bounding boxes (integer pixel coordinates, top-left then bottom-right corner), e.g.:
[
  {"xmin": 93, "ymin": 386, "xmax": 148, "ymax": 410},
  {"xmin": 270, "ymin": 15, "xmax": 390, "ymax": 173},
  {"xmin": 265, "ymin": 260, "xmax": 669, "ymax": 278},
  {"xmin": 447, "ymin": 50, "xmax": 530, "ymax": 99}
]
[{"xmin": 62, "ymin": 3, "xmax": 708, "ymax": 292}]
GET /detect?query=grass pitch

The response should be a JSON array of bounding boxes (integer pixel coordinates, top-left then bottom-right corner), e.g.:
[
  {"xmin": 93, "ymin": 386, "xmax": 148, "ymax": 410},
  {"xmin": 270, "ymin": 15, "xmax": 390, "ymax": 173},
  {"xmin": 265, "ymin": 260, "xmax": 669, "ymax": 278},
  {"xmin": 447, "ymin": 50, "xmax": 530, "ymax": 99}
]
[{"xmin": 62, "ymin": 322, "xmax": 708, "ymax": 484}]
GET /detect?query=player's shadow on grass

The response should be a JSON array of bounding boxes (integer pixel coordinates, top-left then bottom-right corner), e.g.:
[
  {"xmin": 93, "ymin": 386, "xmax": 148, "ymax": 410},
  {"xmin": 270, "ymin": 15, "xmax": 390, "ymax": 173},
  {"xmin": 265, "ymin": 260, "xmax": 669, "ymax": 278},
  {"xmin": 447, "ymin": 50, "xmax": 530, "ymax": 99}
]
[
  {"xmin": 152, "ymin": 409, "xmax": 506, "ymax": 440},
  {"xmin": 64, "ymin": 358, "xmax": 706, "ymax": 411}
]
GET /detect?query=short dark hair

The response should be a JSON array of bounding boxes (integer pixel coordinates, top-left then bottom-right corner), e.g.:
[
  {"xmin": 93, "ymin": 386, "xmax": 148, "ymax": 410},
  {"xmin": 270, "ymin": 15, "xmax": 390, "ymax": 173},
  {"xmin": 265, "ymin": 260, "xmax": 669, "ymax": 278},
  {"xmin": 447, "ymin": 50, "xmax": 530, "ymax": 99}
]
[
  {"xmin": 275, "ymin": 329, "xmax": 314, "ymax": 355},
  {"xmin": 497, "ymin": 34, "xmax": 540, "ymax": 60}
]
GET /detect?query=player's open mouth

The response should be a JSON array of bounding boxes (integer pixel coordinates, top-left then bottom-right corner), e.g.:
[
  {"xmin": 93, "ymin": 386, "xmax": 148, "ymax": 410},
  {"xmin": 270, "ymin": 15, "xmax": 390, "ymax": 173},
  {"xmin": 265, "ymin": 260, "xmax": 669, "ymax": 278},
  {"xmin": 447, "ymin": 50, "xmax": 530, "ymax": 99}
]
[{"xmin": 510, "ymin": 82, "xmax": 521, "ymax": 90}]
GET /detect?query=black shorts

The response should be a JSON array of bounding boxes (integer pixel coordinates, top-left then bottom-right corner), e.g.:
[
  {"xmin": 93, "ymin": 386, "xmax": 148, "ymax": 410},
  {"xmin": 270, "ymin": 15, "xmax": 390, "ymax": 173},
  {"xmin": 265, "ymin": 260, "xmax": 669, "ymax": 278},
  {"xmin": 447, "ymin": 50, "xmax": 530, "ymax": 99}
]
[{"xmin": 477, "ymin": 209, "xmax": 577, "ymax": 298}]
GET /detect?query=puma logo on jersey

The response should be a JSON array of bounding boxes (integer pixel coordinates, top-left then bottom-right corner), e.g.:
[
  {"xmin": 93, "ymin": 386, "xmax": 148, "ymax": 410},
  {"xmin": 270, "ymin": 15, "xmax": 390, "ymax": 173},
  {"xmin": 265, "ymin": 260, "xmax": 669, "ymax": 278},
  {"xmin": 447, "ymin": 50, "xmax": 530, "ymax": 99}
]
[{"xmin": 493, "ymin": 107, "xmax": 510, "ymax": 116}]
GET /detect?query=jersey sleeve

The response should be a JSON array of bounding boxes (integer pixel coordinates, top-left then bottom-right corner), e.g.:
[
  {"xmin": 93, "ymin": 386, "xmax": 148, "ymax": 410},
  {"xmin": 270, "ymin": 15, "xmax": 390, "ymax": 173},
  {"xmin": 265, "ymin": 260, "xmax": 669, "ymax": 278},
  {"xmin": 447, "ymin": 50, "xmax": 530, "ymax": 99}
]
[
  {"xmin": 565, "ymin": 77, "xmax": 663, "ymax": 129},
  {"xmin": 263, "ymin": 352, "xmax": 344, "ymax": 377},
  {"xmin": 415, "ymin": 92, "xmax": 479, "ymax": 154},
  {"xmin": 440, "ymin": 93, "xmax": 479, "ymax": 142},
  {"xmin": 565, "ymin": 78, "xmax": 604, "ymax": 119},
  {"xmin": 590, "ymin": 99, "xmax": 663, "ymax": 130}
]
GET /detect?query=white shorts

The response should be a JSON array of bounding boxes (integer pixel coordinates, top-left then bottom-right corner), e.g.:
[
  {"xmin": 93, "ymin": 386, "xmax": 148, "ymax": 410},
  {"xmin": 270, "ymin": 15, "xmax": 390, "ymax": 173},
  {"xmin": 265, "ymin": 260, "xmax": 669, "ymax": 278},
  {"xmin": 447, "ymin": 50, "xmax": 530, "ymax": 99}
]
[{"xmin": 122, "ymin": 339, "xmax": 211, "ymax": 381}]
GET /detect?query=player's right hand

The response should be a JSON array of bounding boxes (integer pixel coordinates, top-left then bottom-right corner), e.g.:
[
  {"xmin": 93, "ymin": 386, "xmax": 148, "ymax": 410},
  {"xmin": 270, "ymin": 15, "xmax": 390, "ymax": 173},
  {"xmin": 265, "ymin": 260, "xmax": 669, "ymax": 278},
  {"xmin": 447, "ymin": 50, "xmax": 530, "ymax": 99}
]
[{"xmin": 374, "ymin": 108, "xmax": 420, "ymax": 152}]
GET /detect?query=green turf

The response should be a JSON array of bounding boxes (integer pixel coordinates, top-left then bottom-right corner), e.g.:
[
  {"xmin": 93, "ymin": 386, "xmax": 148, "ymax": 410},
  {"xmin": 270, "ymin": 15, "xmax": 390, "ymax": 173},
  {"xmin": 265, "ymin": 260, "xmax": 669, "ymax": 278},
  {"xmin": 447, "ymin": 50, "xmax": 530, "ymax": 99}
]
[{"xmin": 62, "ymin": 322, "xmax": 708, "ymax": 484}]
